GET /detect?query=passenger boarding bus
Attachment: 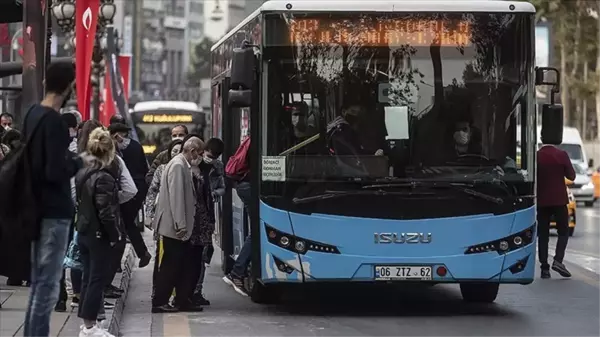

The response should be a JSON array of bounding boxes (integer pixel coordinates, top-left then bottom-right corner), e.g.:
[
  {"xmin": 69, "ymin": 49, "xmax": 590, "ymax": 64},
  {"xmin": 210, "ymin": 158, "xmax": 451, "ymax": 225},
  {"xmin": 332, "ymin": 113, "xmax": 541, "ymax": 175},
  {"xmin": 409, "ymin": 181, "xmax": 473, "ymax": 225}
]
[
  {"xmin": 131, "ymin": 101, "xmax": 207, "ymax": 159},
  {"xmin": 211, "ymin": 0, "xmax": 564, "ymax": 303}
]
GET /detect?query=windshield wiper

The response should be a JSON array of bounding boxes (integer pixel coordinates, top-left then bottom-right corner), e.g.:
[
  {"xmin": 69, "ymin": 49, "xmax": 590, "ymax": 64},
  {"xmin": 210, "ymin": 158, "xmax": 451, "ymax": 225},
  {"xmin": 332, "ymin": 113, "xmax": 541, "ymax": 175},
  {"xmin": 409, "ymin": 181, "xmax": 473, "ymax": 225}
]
[
  {"xmin": 292, "ymin": 189, "xmax": 435, "ymax": 204},
  {"xmin": 362, "ymin": 181, "xmax": 504, "ymax": 205}
]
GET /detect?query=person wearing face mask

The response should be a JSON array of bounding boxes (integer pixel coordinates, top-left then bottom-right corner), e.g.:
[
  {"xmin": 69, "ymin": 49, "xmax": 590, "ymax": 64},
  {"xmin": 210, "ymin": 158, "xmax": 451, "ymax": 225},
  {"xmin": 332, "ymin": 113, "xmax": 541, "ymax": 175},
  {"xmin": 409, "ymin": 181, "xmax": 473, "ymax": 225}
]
[
  {"xmin": 450, "ymin": 117, "xmax": 482, "ymax": 159},
  {"xmin": 152, "ymin": 136, "xmax": 204, "ymax": 313},
  {"xmin": 146, "ymin": 125, "xmax": 189, "ymax": 185},
  {"xmin": 107, "ymin": 123, "xmax": 151, "ymax": 287},
  {"xmin": 327, "ymin": 104, "xmax": 384, "ymax": 157},
  {"xmin": 145, "ymin": 139, "xmax": 183, "ymax": 301},
  {"xmin": 286, "ymin": 102, "xmax": 322, "ymax": 155},
  {"xmin": 191, "ymin": 137, "xmax": 225, "ymax": 305}
]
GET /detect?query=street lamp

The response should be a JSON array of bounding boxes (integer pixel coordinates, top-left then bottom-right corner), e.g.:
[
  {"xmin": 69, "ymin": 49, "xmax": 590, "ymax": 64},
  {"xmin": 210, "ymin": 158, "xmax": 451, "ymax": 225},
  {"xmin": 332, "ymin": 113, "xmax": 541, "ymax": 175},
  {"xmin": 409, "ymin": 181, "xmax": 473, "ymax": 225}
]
[
  {"xmin": 51, "ymin": 0, "xmax": 76, "ymax": 32},
  {"xmin": 51, "ymin": 0, "xmax": 117, "ymax": 119}
]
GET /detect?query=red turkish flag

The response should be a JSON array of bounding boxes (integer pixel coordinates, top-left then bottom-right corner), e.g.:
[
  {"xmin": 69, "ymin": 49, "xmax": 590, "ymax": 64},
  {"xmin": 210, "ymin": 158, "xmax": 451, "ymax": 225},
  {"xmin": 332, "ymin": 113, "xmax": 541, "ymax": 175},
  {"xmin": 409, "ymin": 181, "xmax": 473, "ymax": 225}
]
[{"xmin": 75, "ymin": 0, "xmax": 99, "ymax": 121}]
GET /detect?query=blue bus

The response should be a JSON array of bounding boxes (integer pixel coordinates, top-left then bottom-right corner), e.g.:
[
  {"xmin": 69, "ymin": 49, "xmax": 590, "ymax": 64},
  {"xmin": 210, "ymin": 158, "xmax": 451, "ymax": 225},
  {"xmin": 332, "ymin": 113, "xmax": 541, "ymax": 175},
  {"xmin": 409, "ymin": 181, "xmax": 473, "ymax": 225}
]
[{"xmin": 210, "ymin": 0, "xmax": 564, "ymax": 303}]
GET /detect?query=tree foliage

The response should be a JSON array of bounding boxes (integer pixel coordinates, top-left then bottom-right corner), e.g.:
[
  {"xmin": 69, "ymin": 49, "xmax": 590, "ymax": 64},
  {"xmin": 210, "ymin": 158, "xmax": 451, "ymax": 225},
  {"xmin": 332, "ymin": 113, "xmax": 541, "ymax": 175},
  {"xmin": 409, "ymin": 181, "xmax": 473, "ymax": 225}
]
[
  {"xmin": 187, "ymin": 38, "xmax": 213, "ymax": 86},
  {"xmin": 530, "ymin": 0, "xmax": 600, "ymax": 140}
]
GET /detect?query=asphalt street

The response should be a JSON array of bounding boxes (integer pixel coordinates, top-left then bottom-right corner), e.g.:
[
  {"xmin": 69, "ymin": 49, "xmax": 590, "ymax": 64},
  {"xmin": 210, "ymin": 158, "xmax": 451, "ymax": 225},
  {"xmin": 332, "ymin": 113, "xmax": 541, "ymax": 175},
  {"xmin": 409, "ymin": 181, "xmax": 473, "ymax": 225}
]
[{"xmin": 120, "ymin": 227, "xmax": 600, "ymax": 337}]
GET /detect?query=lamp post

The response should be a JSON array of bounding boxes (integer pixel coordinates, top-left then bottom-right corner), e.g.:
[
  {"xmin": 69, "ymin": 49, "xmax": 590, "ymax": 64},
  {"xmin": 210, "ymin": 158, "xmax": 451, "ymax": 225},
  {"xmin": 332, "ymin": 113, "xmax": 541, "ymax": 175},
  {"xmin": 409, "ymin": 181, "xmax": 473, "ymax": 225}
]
[{"xmin": 50, "ymin": 0, "xmax": 116, "ymax": 118}]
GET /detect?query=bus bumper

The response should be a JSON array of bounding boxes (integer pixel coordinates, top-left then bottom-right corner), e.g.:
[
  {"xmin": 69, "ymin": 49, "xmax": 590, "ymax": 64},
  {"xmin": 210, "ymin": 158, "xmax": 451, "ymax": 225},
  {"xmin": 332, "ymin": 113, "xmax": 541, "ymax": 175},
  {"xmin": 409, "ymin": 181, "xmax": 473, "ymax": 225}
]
[{"xmin": 259, "ymin": 202, "xmax": 536, "ymax": 285}]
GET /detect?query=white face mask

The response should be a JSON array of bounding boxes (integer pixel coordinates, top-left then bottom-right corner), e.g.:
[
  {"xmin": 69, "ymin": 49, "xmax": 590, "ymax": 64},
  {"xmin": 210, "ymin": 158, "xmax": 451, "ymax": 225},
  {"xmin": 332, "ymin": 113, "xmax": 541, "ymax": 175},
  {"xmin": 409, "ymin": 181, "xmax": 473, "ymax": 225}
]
[
  {"xmin": 118, "ymin": 137, "xmax": 131, "ymax": 150},
  {"xmin": 3, "ymin": 125, "xmax": 11, "ymax": 131},
  {"xmin": 454, "ymin": 131, "xmax": 470, "ymax": 146},
  {"xmin": 172, "ymin": 136, "xmax": 184, "ymax": 141},
  {"xmin": 203, "ymin": 154, "xmax": 213, "ymax": 164},
  {"xmin": 69, "ymin": 130, "xmax": 77, "ymax": 138},
  {"xmin": 190, "ymin": 157, "xmax": 202, "ymax": 166}
]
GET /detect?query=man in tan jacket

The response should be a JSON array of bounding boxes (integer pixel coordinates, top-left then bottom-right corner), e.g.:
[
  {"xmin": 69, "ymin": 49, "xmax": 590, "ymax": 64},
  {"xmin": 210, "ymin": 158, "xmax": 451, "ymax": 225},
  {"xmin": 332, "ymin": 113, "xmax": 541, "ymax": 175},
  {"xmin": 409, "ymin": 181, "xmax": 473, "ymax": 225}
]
[{"xmin": 152, "ymin": 136, "xmax": 204, "ymax": 313}]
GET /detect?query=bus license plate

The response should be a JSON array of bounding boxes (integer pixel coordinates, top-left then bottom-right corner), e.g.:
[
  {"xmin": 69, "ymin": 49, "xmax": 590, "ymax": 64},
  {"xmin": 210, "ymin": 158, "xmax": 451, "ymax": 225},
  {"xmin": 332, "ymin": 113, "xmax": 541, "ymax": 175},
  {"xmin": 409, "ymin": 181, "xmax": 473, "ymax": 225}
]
[{"xmin": 374, "ymin": 266, "xmax": 432, "ymax": 280}]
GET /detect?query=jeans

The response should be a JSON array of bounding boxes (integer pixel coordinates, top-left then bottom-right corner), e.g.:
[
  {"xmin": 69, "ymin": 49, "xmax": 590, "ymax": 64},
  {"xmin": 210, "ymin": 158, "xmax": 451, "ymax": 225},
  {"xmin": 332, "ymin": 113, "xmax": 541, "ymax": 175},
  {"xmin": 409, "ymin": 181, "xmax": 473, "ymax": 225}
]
[
  {"xmin": 58, "ymin": 223, "xmax": 76, "ymax": 303},
  {"xmin": 77, "ymin": 233, "xmax": 112, "ymax": 321},
  {"xmin": 24, "ymin": 218, "xmax": 71, "ymax": 337},
  {"xmin": 231, "ymin": 182, "xmax": 252, "ymax": 278},
  {"xmin": 538, "ymin": 205, "xmax": 570, "ymax": 269}
]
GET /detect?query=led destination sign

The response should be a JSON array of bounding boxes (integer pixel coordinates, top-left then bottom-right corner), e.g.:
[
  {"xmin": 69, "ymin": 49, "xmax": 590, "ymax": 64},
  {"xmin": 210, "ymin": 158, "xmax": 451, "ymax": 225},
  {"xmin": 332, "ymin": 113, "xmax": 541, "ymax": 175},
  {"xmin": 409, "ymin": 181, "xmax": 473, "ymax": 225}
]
[
  {"xmin": 289, "ymin": 18, "xmax": 472, "ymax": 47},
  {"xmin": 141, "ymin": 114, "xmax": 194, "ymax": 123}
]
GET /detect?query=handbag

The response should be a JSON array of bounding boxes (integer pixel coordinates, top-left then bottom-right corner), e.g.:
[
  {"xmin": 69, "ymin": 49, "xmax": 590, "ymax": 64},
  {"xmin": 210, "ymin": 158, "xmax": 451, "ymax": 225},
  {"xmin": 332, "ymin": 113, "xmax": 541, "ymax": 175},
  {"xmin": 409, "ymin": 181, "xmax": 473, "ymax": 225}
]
[{"xmin": 63, "ymin": 230, "xmax": 83, "ymax": 270}]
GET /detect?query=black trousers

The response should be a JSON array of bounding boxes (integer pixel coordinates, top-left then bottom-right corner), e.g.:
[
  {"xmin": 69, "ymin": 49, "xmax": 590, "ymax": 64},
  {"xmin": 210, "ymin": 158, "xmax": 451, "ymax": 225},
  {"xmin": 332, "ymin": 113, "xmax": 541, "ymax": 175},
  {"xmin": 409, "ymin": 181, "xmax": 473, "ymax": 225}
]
[
  {"xmin": 106, "ymin": 192, "xmax": 149, "ymax": 286},
  {"xmin": 77, "ymin": 233, "xmax": 112, "ymax": 321},
  {"xmin": 186, "ymin": 244, "xmax": 205, "ymax": 299},
  {"xmin": 153, "ymin": 237, "xmax": 192, "ymax": 307},
  {"xmin": 121, "ymin": 195, "xmax": 148, "ymax": 258},
  {"xmin": 107, "ymin": 239, "xmax": 126, "ymax": 287},
  {"xmin": 537, "ymin": 205, "xmax": 570, "ymax": 269}
]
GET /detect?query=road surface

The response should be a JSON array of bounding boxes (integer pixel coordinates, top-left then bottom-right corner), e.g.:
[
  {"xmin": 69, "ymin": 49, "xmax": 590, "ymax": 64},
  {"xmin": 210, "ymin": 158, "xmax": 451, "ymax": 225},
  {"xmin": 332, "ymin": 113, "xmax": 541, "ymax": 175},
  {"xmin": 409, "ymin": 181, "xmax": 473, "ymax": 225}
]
[{"xmin": 120, "ymin": 229, "xmax": 600, "ymax": 337}]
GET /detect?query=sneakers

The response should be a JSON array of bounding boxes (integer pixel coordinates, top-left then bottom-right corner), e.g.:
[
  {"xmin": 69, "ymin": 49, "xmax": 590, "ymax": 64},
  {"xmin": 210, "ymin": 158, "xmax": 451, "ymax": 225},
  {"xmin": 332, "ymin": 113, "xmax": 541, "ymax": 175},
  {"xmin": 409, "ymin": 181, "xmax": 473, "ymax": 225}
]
[
  {"xmin": 223, "ymin": 274, "xmax": 248, "ymax": 297},
  {"xmin": 552, "ymin": 260, "xmax": 572, "ymax": 278},
  {"xmin": 103, "ymin": 300, "xmax": 115, "ymax": 310},
  {"xmin": 71, "ymin": 296, "xmax": 80, "ymax": 308},
  {"xmin": 104, "ymin": 285, "xmax": 123, "ymax": 299},
  {"xmin": 192, "ymin": 293, "xmax": 211, "ymax": 306},
  {"xmin": 139, "ymin": 252, "xmax": 152, "ymax": 268},
  {"xmin": 79, "ymin": 325, "xmax": 114, "ymax": 337},
  {"xmin": 540, "ymin": 269, "xmax": 551, "ymax": 279}
]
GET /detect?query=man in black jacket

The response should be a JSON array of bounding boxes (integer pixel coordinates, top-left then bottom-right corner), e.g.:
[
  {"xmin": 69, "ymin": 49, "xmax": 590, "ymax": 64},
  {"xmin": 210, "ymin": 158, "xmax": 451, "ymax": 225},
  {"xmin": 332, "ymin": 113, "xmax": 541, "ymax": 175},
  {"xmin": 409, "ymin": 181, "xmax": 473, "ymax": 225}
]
[
  {"xmin": 106, "ymin": 123, "xmax": 151, "ymax": 298},
  {"xmin": 22, "ymin": 63, "xmax": 83, "ymax": 337}
]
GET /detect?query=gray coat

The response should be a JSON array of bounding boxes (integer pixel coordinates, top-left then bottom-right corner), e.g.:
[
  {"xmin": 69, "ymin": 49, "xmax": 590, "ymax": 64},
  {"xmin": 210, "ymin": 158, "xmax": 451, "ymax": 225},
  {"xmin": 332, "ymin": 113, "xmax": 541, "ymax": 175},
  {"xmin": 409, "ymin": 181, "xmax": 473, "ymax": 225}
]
[{"xmin": 153, "ymin": 154, "xmax": 195, "ymax": 241}]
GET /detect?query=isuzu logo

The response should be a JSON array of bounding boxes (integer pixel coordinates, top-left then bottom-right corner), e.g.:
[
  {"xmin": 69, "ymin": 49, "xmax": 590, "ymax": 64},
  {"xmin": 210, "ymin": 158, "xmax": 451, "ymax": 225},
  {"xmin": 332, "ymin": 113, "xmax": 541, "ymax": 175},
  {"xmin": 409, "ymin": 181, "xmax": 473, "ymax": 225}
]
[{"xmin": 374, "ymin": 233, "xmax": 432, "ymax": 244}]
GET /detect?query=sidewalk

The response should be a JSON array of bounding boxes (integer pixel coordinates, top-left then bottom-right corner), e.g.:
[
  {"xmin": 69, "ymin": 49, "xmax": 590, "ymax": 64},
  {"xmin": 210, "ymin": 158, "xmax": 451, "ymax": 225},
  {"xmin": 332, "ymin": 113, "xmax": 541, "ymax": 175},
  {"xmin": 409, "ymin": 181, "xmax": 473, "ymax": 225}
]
[{"xmin": 0, "ymin": 244, "xmax": 136, "ymax": 337}]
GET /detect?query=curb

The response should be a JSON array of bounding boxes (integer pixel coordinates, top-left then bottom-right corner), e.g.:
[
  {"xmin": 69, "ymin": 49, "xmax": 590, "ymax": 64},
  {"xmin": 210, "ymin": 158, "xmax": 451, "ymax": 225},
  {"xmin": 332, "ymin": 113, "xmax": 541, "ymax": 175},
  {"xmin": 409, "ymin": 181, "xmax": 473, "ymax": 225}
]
[{"xmin": 106, "ymin": 244, "xmax": 136, "ymax": 336}]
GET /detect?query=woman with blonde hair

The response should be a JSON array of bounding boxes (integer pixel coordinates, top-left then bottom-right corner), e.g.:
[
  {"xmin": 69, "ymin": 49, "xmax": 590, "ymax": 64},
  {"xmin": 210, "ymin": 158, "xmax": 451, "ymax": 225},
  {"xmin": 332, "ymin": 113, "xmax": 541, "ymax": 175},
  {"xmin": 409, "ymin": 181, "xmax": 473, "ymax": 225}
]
[{"xmin": 75, "ymin": 128, "xmax": 122, "ymax": 337}]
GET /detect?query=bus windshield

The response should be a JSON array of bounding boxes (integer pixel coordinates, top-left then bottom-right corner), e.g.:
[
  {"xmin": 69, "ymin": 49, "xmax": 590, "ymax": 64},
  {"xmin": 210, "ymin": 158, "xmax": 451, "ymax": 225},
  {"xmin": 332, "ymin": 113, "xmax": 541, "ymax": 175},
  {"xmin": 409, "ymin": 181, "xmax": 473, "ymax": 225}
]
[{"xmin": 263, "ymin": 12, "xmax": 534, "ymax": 186}]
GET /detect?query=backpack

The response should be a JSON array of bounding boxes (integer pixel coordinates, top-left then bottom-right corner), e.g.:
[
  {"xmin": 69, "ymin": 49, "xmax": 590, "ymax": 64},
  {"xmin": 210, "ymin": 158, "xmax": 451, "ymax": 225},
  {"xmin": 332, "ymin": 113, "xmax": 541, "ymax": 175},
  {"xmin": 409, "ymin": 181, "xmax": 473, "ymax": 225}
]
[
  {"xmin": 0, "ymin": 110, "xmax": 49, "ymax": 241},
  {"xmin": 225, "ymin": 137, "xmax": 251, "ymax": 181}
]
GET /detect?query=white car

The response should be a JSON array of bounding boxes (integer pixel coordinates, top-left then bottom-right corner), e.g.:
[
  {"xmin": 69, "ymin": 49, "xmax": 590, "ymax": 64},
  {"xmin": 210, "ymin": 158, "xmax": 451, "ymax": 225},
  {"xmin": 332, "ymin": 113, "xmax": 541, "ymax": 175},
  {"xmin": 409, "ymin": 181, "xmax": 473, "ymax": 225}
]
[{"xmin": 570, "ymin": 164, "xmax": 595, "ymax": 207}]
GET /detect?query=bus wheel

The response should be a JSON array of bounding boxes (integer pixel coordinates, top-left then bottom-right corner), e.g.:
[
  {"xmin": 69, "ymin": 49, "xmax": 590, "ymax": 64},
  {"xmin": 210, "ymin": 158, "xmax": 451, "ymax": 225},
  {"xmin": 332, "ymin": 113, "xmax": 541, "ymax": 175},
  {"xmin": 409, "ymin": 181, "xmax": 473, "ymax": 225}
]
[{"xmin": 459, "ymin": 283, "xmax": 499, "ymax": 303}]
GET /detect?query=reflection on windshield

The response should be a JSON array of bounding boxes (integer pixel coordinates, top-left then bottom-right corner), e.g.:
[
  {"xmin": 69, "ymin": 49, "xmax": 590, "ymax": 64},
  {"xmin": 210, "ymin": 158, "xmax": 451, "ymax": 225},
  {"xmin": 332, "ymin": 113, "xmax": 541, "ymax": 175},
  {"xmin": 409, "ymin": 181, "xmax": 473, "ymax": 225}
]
[
  {"xmin": 557, "ymin": 144, "xmax": 583, "ymax": 161},
  {"xmin": 264, "ymin": 12, "xmax": 533, "ymax": 184}
]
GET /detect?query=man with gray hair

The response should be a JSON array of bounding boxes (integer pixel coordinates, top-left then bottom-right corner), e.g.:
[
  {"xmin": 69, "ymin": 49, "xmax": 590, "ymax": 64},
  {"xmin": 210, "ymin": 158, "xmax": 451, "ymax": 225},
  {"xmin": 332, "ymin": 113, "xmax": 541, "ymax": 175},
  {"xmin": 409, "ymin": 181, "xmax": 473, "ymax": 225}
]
[{"xmin": 152, "ymin": 135, "xmax": 204, "ymax": 313}]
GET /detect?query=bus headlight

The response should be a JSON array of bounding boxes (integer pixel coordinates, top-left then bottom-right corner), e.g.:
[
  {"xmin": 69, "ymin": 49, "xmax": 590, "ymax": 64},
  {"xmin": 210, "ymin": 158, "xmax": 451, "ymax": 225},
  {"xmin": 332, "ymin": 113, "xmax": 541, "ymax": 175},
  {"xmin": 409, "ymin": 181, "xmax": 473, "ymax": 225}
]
[
  {"xmin": 465, "ymin": 224, "xmax": 535, "ymax": 255},
  {"xmin": 265, "ymin": 225, "xmax": 340, "ymax": 255}
]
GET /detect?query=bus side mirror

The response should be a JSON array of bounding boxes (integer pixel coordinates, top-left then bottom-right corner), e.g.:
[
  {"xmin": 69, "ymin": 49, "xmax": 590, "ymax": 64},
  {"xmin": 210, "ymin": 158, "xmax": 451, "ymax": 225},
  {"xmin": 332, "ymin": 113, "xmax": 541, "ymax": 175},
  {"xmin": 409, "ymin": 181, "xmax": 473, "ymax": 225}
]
[
  {"xmin": 228, "ymin": 46, "xmax": 256, "ymax": 108},
  {"xmin": 535, "ymin": 67, "xmax": 560, "ymax": 104},
  {"xmin": 540, "ymin": 104, "xmax": 563, "ymax": 145}
]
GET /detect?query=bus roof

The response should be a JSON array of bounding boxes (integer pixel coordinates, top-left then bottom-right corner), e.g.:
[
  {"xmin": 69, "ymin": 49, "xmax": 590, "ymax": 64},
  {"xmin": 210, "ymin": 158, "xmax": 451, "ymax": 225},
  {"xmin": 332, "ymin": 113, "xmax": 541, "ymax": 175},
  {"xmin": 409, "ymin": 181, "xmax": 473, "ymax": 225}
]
[
  {"xmin": 133, "ymin": 101, "xmax": 203, "ymax": 112},
  {"xmin": 211, "ymin": 0, "xmax": 535, "ymax": 51}
]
